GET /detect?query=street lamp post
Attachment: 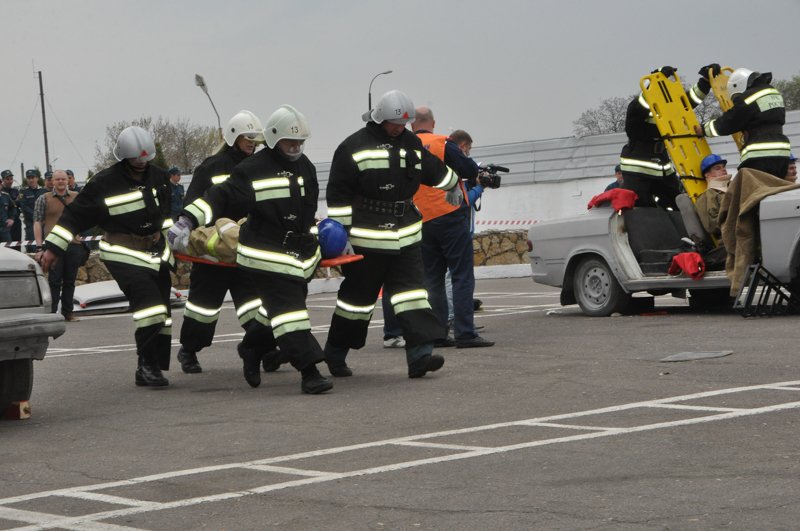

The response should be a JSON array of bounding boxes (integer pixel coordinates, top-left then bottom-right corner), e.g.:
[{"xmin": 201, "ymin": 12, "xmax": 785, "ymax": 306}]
[
  {"xmin": 195, "ymin": 74, "xmax": 223, "ymax": 141},
  {"xmin": 368, "ymin": 70, "xmax": 393, "ymax": 111}
]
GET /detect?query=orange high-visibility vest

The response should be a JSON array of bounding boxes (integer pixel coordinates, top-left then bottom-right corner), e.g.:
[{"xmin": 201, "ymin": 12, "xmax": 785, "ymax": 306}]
[{"xmin": 413, "ymin": 133, "xmax": 467, "ymax": 222}]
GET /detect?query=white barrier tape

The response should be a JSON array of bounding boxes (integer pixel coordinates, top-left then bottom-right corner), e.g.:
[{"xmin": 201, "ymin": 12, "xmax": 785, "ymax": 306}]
[{"xmin": 1, "ymin": 235, "xmax": 105, "ymax": 248}]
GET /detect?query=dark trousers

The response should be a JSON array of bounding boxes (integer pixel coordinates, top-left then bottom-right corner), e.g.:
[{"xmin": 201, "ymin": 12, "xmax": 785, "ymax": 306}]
[
  {"xmin": 179, "ymin": 262, "xmax": 276, "ymax": 354},
  {"xmin": 9, "ymin": 218, "xmax": 20, "ymax": 243},
  {"xmin": 0, "ymin": 228, "xmax": 9, "ymax": 243},
  {"xmin": 381, "ymin": 291, "xmax": 403, "ymax": 339},
  {"xmin": 421, "ymin": 212, "xmax": 477, "ymax": 341},
  {"xmin": 105, "ymin": 260, "xmax": 172, "ymax": 369},
  {"xmin": 739, "ymin": 157, "xmax": 790, "ymax": 180},
  {"xmin": 622, "ymin": 173, "xmax": 680, "ymax": 209},
  {"xmin": 327, "ymin": 247, "xmax": 444, "ymax": 353},
  {"xmin": 49, "ymin": 243, "xmax": 83, "ymax": 314},
  {"xmin": 240, "ymin": 272, "xmax": 321, "ymax": 371},
  {"xmin": 24, "ymin": 220, "xmax": 35, "ymax": 252}
]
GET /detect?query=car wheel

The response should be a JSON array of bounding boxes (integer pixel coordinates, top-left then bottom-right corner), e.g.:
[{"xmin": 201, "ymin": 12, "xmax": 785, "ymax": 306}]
[
  {"xmin": 573, "ymin": 257, "xmax": 630, "ymax": 316},
  {"xmin": 0, "ymin": 359, "xmax": 34, "ymax": 415},
  {"xmin": 688, "ymin": 288, "xmax": 732, "ymax": 311}
]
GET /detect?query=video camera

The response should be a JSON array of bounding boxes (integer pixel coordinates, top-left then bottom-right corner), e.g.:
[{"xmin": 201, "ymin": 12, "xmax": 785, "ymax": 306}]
[{"xmin": 477, "ymin": 163, "xmax": 509, "ymax": 189}]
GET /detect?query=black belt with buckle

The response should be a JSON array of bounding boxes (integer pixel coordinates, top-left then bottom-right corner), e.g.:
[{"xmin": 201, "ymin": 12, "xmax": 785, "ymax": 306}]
[{"xmin": 354, "ymin": 196, "xmax": 413, "ymax": 217}]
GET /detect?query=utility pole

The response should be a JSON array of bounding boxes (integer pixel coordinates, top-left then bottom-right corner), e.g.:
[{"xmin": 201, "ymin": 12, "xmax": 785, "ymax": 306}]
[
  {"xmin": 368, "ymin": 70, "xmax": 393, "ymax": 111},
  {"xmin": 194, "ymin": 74, "xmax": 223, "ymax": 142},
  {"xmin": 38, "ymin": 71, "xmax": 51, "ymax": 172}
]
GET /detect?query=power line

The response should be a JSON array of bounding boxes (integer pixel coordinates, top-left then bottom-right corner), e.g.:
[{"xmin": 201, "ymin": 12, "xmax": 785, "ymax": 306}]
[
  {"xmin": 44, "ymin": 95, "xmax": 90, "ymax": 169},
  {"xmin": 7, "ymin": 95, "xmax": 40, "ymax": 169}
]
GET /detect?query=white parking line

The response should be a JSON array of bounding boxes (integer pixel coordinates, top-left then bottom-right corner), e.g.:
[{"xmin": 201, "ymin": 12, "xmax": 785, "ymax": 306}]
[{"xmin": 3, "ymin": 380, "xmax": 800, "ymax": 530}]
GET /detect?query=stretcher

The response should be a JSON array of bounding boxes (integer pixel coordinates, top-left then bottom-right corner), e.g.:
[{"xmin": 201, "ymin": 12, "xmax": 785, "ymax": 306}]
[
  {"xmin": 640, "ymin": 70, "xmax": 711, "ymax": 202},
  {"xmin": 707, "ymin": 66, "xmax": 745, "ymax": 150},
  {"xmin": 174, "ymin": 252, "xmax": 363, "ymax": 268}
]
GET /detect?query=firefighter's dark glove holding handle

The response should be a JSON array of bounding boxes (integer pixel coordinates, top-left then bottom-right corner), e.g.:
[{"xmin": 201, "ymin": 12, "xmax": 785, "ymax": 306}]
[
  {"xmin": 698, "ymin": 63, "xmax": 721, "ymax": 80},
  {"xmin": 652, "ymin": 66, "xmax": 676, "ymax": 78}
]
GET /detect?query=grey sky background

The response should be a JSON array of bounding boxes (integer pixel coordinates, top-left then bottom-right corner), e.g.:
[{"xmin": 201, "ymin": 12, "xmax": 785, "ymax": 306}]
[{"xmin": 3, "ymin": 0, "xmax": 799, "ymax": 178}]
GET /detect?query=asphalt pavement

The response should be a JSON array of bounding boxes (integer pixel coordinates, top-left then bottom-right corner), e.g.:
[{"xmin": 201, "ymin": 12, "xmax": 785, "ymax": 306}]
[{"xmin": 2, "ymin": 277, "xmax": 800, "ymax": 530}]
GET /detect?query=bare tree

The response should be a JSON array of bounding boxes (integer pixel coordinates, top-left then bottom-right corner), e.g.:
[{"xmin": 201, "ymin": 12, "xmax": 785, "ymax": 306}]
[
  {"xmin": 572, "ymin": 95, "xmax": 634, "ymax": 137},
  {"xmin": 94, "ymin": 116, "xmax": 218, "ymax": 173}
]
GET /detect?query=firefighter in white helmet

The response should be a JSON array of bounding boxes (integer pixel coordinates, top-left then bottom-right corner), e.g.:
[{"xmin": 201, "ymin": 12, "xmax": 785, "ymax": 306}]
[
  {"xmin": 697, "ymin": 68, "xmax": 792, "ymax": 178},
  {"xmin": 322, "ymin": 89, "xmax": 460, "ymax": 379},
  {"xmin": 170, "ymin": 105, "xmax": 331, "ymax": 394},
  {"xmin": 39, "ymin": 126, "xmax": 175, "ymax": 387},
  {"xmin": 175, "ymin": 111, "xmax": 282, "ymax": 376}
]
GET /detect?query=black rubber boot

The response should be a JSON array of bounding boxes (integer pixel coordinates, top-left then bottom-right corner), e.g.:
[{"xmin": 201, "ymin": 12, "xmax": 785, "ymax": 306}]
[
  {"xmin": 323, "ymin": 342, "xmax": 352, "ymax": 377},
  {"xmin": 238, "ymin": 343, "xmax": 262, "ymax": 388},
  {"xmin": 135, "ymin": 358, "xmax": 169, "ymax": 387},
  {"xmin": 300, "ymin": 364, "xmax": 333, "ymax": 394},
  {"xmin": 177, "ymin": 347, "xmax": 202, "ymax": 373}
]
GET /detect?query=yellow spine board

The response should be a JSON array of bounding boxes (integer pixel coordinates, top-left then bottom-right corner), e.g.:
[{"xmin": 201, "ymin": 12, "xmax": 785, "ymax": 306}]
[
  {"xmin": 708, "ymin": 66, "xmax": 745, "ymax": 151},
  {"xmin": 639, "ymin": 71, "xmax": 710, "ymax": 202}
]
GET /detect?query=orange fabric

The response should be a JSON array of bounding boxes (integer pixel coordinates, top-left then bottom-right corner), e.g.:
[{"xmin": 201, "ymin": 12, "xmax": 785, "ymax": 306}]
[{"xmin": 413, "ymin": 133, "xmax": 465, "ymax": 222}]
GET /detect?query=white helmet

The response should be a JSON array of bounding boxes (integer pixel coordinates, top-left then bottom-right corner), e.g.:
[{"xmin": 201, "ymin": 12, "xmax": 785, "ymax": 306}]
[
  {"xmin": 223, "ymin": 110, "xmax": 265, "ymax": 147},
  {"xmin": 727, "ymin": 68, "xmax": 755, "ymax": 97},
  {"xmin": 362, "ymin": 90, "xmax": 415, "ymax": 125},
  {"xmin": 264, "ymin": 105, "xmax": 310, "ymax": 149},
  {"xmin": 113, "ymin": 126, "xmax": 156, "ymax": 163}
]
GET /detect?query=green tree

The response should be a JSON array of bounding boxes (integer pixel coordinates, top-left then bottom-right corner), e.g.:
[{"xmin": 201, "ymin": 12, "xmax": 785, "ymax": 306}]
[
  {"xmin": 774, "ymin": 74, "xmax": 800, "ymax": 111},
  {"xmin": 152, "ymin": 142, "xmax": 169, "ymax": 170}
]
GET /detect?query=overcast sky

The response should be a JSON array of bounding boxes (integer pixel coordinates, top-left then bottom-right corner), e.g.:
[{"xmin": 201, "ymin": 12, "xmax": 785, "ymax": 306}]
[{"xmin": 2, "ymin": 0, "xmax": 799, "ymax": 179}]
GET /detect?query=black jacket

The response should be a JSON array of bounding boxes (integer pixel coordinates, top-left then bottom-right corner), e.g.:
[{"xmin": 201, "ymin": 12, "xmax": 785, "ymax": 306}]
[
  {"xmin": 44, "ymin": 161, "xmax": 172, "ymax": 269},
  {"xmin": 183, "ymin": 146, "xmax": 249, "ymax": 209},
  {"xmin": 326, "ymin": 122, "xmax": 457, "ymax": 253},
  {"xmin": 620, "ymin": 81, "xmax": 708, "ymax": 179},
  {"xmin": 703, "ymin": 77, "xmax": 790, "ymax": 163},
  {"xmin": 184, "ymin": 147, "xmax": 320, "ymax": 280}
]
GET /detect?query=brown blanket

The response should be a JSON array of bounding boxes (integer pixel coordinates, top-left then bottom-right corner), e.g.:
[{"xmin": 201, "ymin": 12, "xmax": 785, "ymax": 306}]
[
  {"xmin": 718, "ymin": 168, "xmax": 800, "ymax": 295},
  {"xmin": 186, "ymin": 217, "xmax": 243, "ymax": 263}
]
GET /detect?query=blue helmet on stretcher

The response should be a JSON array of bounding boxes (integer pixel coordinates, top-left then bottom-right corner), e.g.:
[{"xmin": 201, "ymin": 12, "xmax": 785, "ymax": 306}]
[{"xmin": 318, "ymin": 218, "xmax": 348, "ymax": 258}]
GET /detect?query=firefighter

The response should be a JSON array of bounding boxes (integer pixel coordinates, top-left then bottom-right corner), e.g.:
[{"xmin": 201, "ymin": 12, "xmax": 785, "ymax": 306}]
[
  {"xmin": 620, "ymin": 64, "xmax": 717, "ymax": 208},
  {"xmin": 697, "ymin": 68, "xmax": 792, "ymax": 179},
  {"xmin": 169, "ymin": 105, "xmax": 331, "ymax": 394},
  {"xmin": 176, "ymin": 110, "xmax": 280, "ymax": 375},
  {"xmin": 323, "ymin": 89, "xmax": 460, "ymax": 379},
  {"xmin": 39, "ymin": 126, "xmax": 174, "ymax": 387}
]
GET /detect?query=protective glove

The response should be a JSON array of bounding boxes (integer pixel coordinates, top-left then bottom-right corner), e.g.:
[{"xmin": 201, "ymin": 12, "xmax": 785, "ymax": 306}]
[
  {"xmin": 167, "ymin": 215, "xmax": 194, "ymax": 253},
  {"xmin": 652, "ymin": 66, "xmax": 676, "ymax": 78},
  {"xmin": 342, "ymin": 241, "xmax": 355, "ymax": 255},
  {"xmin": 444, "ymin": 184, "xmax": 464, "ymax": 206},
  {"xmin": 697, "ymin": 63, "xmax": 721, "ymax": 80}
]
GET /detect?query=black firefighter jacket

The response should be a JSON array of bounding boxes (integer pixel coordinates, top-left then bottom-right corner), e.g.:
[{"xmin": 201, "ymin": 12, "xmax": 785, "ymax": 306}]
[
  {"xmin": 326, "ymin": 121, "xmax": 458, "ymax": 254},
  {"xmin": 183, "ymin": 146, "xmax": 320, "ymax": 281},
  {"xmin": 44, "ymin": 161, "xmax": 173, "ymax": 271}
]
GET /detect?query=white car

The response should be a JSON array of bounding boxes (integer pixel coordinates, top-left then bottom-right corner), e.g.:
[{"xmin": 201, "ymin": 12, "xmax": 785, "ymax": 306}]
[
  {"xmin": 528, "ymin": 189, "xmax": 800, "ymax": 316},
  {"xmin": 0, "ymin": 247, "xmax": 66, "ymax": 415}
]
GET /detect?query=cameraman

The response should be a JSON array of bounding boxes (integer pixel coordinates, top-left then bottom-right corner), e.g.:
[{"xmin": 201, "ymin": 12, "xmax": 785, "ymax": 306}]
[{"xmin": 412, "ymin": 108, "xmax": 493, "ymax": 349}]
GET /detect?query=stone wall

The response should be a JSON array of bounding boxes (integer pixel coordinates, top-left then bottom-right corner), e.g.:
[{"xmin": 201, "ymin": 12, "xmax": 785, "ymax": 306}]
[{"xmin": 71, "ymin": 230, "xmax": 530, "ymax": 288}]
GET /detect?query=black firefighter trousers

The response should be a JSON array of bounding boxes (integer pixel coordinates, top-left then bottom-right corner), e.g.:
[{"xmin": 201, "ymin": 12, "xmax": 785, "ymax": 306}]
[
  {"xmin": 179, "ymin": 262, "xmax": 276, "ymax": 355},
  {"xmin": 237, "ymin": 271, "xmax": 323, "ymax": 372},
  {"xmin": 105, "ymin": 260, "xmax": 172, "ymax": 370},
  {"xmin": 325, "ymin": 246, "xmax": 445, "ymax": 365}
]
